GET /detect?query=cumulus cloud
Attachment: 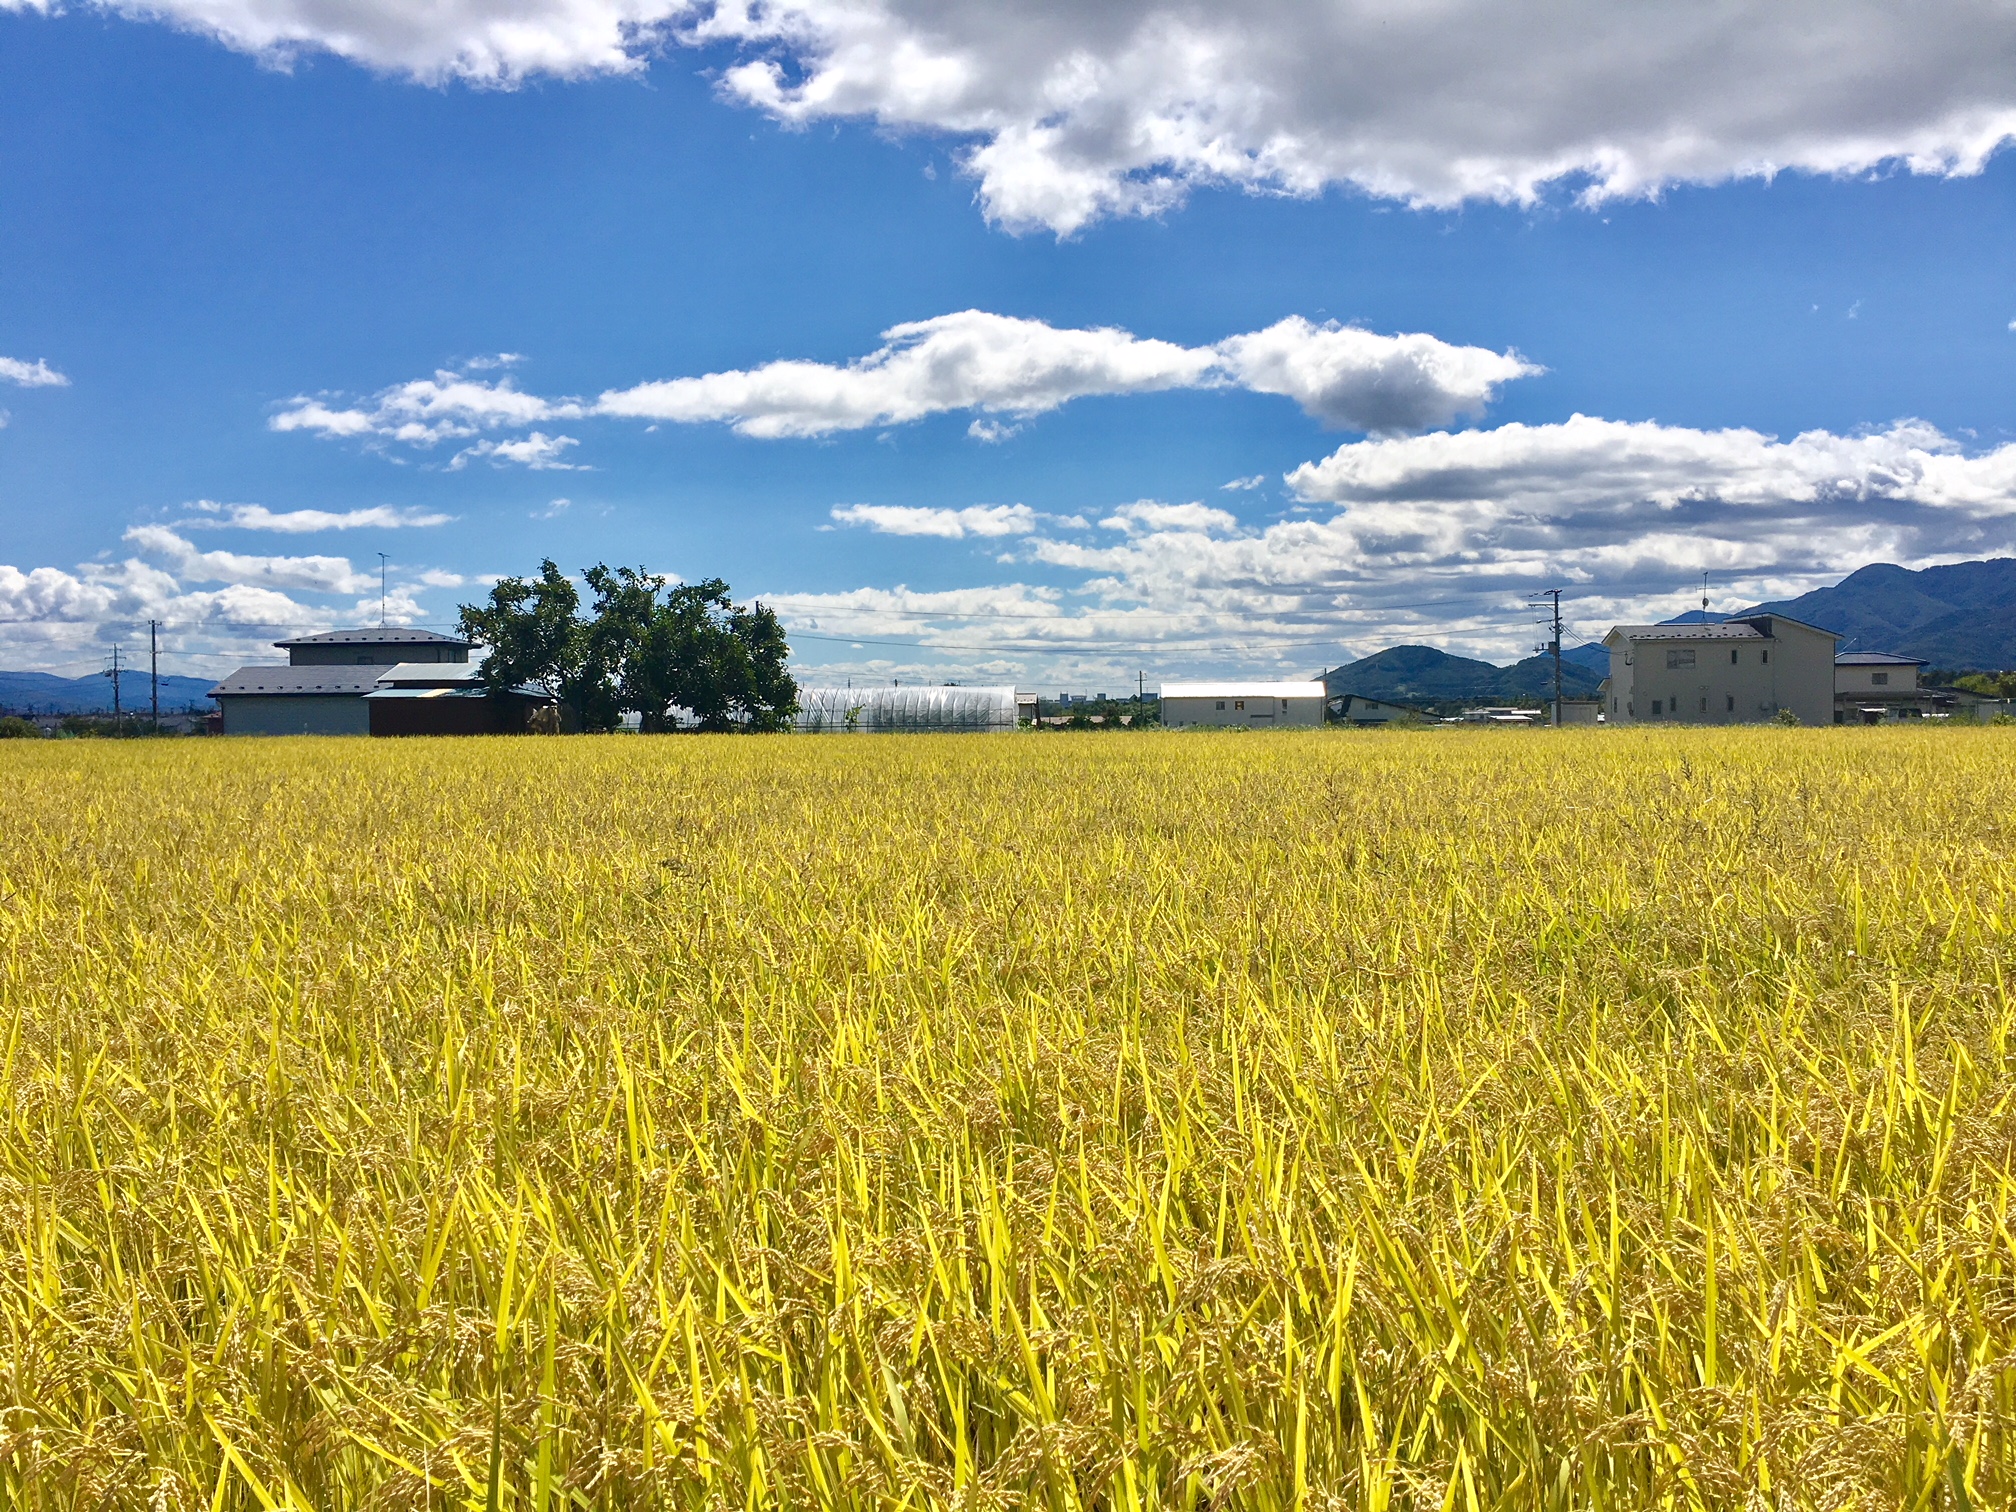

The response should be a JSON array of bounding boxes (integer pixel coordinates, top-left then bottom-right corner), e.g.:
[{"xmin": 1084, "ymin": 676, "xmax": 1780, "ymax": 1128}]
[
  {"xmin": 831, "ymin": 503, "xmax": 1043, "ymax": 538},
  {"xmin": 782, "ymin": 417, "xmax": 2016, "ymax": 676},
  {"xmin": 122, "ymin": 525, "xmax": 380, "ymax": 595},
  {"xmin": 45, "ymin": 1, "xmax": 2016, "ymax": 234},
  {"xmin": 597, "ymin": 310, "xmax": 1217, "ymax": 437},
  {"xmin": 181, "ymin": 501, "xmax": 455, "ymax": 531},
  {"xmin": 0, "ymin": 526, "xmax": 472, "ymax": 672},
  {"xmin": 270, "ymin": 366, "xmax": 576, "ymax": 448},
  {"xmin": 450, "ymin": 432, "xmax": 581, "ymax": 469},
  {"xmin": 0, "ymin": 356, "xmax": 67, "ymax": 388},
  {"xmin": 286, "ymin": 313, "xmax": 1523, "ymax": 459}
]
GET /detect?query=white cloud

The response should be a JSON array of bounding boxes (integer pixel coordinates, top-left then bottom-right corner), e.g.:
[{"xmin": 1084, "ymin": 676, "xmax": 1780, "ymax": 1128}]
[
  {"xmin": 1099, "ymin": 500, "xmax": 1239, "ymax": 535},
  {"xmin": 0, "ymin": 356, "xmax": 67, "ymax": 388},
  {"xmin": 1217, "ymin": 318, "xmax": 1539, "ymax": 432},
  {"xmin": 37, "ymin": 1, "xmax": 2016, "ymax": 236},
  {"xmin": 831, "ymin": 503, "xmax": 1042, "ymax": 538},
  {"xmin": 597, "ymin": 310, "xmax": 1217, "ymax": 438},
  {"xmin": 1221, "ymin": 474, "xmax": 1266, "ymax": 491},
  {"xmin": 450, "ymin": 432, "xmax": 581, "ymax": 469},
  {"xmin": 181, "ymin": 501, "xmax": 455, "ymax": 531},
  {"xmin": 123, "ymin": 525, "xmax": 379, "ymax": 595},
  {"xmin": 780, "ymin": 416, "xmax": 2016, "ymax": 677},
  {"xmin": 591, "ymin": 312, "xmax": 1526, "ymax": 441},
  {"xmin": 270, "ymin": 366, "xmax": 575, "ymax": 448}
]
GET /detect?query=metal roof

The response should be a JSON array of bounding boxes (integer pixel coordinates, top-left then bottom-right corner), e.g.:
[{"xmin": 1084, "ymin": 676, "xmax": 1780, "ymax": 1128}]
[
  {"xmin": 208, "ymin": 665, "xmax": 385, "ymax": 697},
  {"xmin": 372, "ymin": 662, "xmax": 482, "ymax": 687},
  {"xmin": 1836, "ymin": 651, "xmax": 1926, "ymax": 665},
  {"xmin": 1160, "ymin": 681, "xmax": 1328, "ymax": 698},
  {"xmin": 272, "ymin": 627, "xmax": 471, "ymax": 649}
]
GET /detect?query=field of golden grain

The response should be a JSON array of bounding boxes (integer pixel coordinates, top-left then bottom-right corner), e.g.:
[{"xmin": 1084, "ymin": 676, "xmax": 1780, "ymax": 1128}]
[{"xmin": 1, "ymin": 729, "xmax": 2013, "ymax": 1511}]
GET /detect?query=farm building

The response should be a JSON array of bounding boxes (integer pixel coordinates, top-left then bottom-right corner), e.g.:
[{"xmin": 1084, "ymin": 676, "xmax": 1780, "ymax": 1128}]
[
  {"xmin": 211, "ymin": 627, "xmax": 473, "ymax": 735},
  {"xmin": 273, "ymin": 627, "xmax": 471, "ymax": 665},
  {"xmin": 363, "ymin": 663, "xmax": 557, "ymax": 736},
  {"xmin": 1602, "ymin": 615, "xmax": 1838, "ymax": 726},
  {"xmin": 1332, "ymin": 694, "xmax": 1421, "ymax": 725},
  {"xmin": 210, "ymin": 628, "xmax": 555, "ymax": 736},
  {"xmin": 1161, "ymin": 682, "xmax": 1327, "ymax": 728},
  {"xmin": 793, "ymin": 685, "xmax": 1021, "ymax": 733},
  {"xmin": 1833, "ymin": 652, "xmax": 1956, "ymax": 722}
]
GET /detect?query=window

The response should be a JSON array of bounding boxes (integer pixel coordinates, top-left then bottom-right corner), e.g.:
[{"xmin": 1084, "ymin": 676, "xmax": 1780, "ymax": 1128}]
[
  {"xmin": 1726, "ymin": 694, "xmax": 1735, "ymax": 712},
  {"xmin": 1215, "ymin": 701, "xmax": 1225, "ymax": 710},
  {"xmin": 1667, "ymin": 648, "xmax": 1696, "ymax": 669},
  {"xmin": 1281, "ymin": 699, "xmax": 1289, "ymax": 710},
  {"xmin": 1652, "ymin": 700, "xmax": 1662, "ymax": 716},
  {"xmin": 1700, "ymin": 696, "xmax": 1708, "ymax": 712},
  {"xmin": 1233, "ymin": 700, "xmax": 1245, "ymax": 711},
  {"xmin": 1762, "ymin": 649, "xmax": 1768, "ymax": 664},
  {"xmin": 1730, "ymin": 648, "xmax": 1739, "ymax": 665},
  {"xmin": 1612, "ymin": 697, "xmax": 1618, "ymax": 713},
  {"xmin": 1871, "ymin": 672, "xmax": 1889, "ymax": 686}
]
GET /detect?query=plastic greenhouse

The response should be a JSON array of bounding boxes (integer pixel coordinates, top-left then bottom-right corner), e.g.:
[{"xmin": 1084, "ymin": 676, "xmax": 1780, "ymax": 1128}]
[{"xmin": 794, "ymin": 686, "xmax": 1020, "ymax": 733}]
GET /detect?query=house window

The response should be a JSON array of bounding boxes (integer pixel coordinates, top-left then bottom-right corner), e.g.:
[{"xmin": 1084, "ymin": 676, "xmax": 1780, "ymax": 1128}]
[
  {"xmin": 1730, "ymin": 649, "xmax": 1739, "ymax": 664},
  {"xmin": 1215, "ymin": 701, "xmax": 1225, "ymax": 710},
  {"xmin": 1700, "ymin": 696, "xmax": 1708, "ymax": 712},
  {"xmin": 1726, "ymin": 694, "xmax": 1735, "ymax": 712},
  {"xmin": 1281, "ymin": 699, "xmax": 1289, "ymax": 710},
  {"xmin": 1233, "ymin": 699, "xmax": 1245, "ymax": 710},
  {"xmin": 1652, "ymin": 700, "xmax": 1662, "ymax": 716},
  {"xmin": 1667, "ymin": 648, "xmax": 1696, "ymax": 669},
  {"xmin": 1871, "ymin": 672, "xmax": 1889, "ymax": 686},
  {"xmin": 1762, "ymin": 649, "xmax": 1768, "ymax": 664}
]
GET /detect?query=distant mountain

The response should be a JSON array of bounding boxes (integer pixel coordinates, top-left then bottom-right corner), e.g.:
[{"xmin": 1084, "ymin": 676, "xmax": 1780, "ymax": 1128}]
[
  {"xmin": 0, "ymin": 670, "xmax": 218, "ymax": 714},
  {"xmin": 1562, "ymin": 643, "xmax": 1610, "ymax": 673},
  {"xmin": 1741, "ymin": 560, "xmax": 2016, "ymax": 669},
  {"xmin": 1321, "ymin": 644, "xmax": 1603, "ymax": 706}
]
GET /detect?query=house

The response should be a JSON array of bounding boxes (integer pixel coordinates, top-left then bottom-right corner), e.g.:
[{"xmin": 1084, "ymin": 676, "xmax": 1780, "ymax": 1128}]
[
  {"xmin": 210, "ymin": 627, "xmax": 501, "ymax": 735},
  {"xmin": 273, "ymin": 627, "xmax": 471, "ymax": 666},
  {"xmin": 1332, "ymin": 694, "xmax": 1422, "ymax": 725},
  {"xmin": 1602, "ymin": 614, "xmax": 1838, "ymax": 725},
  {"xmin": 1160, "ymin": 682, "xmax": 1327, "ymax": 728},
  {"xmin": 1833, "ymin": 652, "xmax": 1946, "ymax": 722},
  {"xmin": 363, "ymin": 662, "xmax": 557, "ymax": 736}
]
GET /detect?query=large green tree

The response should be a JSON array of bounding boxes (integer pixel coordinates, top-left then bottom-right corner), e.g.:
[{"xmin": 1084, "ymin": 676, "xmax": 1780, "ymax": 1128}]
[{"xmin": 459, "ymin": 563, "xmax": 796, "ymax": 733}]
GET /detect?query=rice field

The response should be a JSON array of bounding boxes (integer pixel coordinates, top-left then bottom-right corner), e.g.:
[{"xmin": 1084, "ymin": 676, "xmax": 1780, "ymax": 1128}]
[{"xmin": 1, "ymin": 728, "xmax": 2013, "ymax": 1511}]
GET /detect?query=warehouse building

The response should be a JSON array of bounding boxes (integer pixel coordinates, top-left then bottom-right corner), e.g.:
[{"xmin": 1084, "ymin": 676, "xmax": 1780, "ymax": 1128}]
[
  {"xmin": 1602, "ymin": 614, "xmax": 1838, "ymax": 725},
  {"xmin": 1161, "ymin": 681, "xmax": 1327, "ymax": 728},
  {"xmin": 208, "ymin": 626, "xmax": 558, "ymax": 735}
]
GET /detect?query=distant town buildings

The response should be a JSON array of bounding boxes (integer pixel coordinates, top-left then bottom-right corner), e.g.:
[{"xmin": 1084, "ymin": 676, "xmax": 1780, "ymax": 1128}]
[{"xmin": 1160, "ymin": 682, "xmax": 1327, "ymax": 728}]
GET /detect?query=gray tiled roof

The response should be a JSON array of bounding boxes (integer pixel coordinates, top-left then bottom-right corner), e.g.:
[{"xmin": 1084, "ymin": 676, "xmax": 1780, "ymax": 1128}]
[
  {"xmin": 1836, "ymin": 651, "xmax": 1926, "ymax": 665},
  {"xmin": 208, "ymin": 665, "xmax": 385, "ymax": 697},
  {"xmin": 272, "ymin": 627, "xmax": 470, "ymax": 650}
]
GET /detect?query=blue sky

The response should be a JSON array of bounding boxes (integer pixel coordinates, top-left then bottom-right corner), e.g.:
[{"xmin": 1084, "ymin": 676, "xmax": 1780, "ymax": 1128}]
[{"xmin": 4, "ymin": 0, "xmax": 2016, "ymax": 686}]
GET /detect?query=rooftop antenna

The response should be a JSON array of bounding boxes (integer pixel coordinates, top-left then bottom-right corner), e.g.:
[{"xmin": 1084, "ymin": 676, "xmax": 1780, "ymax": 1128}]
[
  {"xmin": 1702, "ymin": 570, "xmax": 1710, "ymax": 617},
  {"xmin": 378, "ymin": 552, "xmax": 389, "ymax": 627}
]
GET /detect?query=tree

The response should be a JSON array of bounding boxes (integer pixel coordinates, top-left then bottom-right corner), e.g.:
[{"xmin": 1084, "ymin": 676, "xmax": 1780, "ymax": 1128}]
[{"xmin": 460, "ymin": 563, "xmax": 797, "ymax": 733}]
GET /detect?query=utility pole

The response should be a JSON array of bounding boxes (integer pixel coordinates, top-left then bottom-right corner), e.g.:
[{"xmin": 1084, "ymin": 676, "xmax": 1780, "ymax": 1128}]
[
  {"xmin": 149, "ymin": 619, "xmax": 160, "ymax": 733},
  {"xmin": 378, "ymin": 553, "xmax": 390, "ymax": 627},
  {"xmin": 1528, "ymin": 589, "xmax": 1565, "ymax": 726},
  {"xmin": 1702, "ymin": 570, "xmax": 1710, "ymax": 618},
  {"xmin": 1547, "ymin": 588, "xmax": 1563, "ymax": 727},
  {"xmin": 105, "ymin": 643, "xmax": 123, "ymax": 732},
  {"xmin": 1137, "ymin": 668, "xmax": 1144, "ymax": 716}
]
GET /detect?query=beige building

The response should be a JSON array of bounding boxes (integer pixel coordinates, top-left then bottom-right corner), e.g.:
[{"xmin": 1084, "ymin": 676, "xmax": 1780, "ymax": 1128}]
[
  {"xmin": 1161, "ymin": 681, "xmax": 1327, "ymax": 728},
  {"xmin": 1603, "ymin": 615, "xmax": 1838, "ymax": 726}
]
